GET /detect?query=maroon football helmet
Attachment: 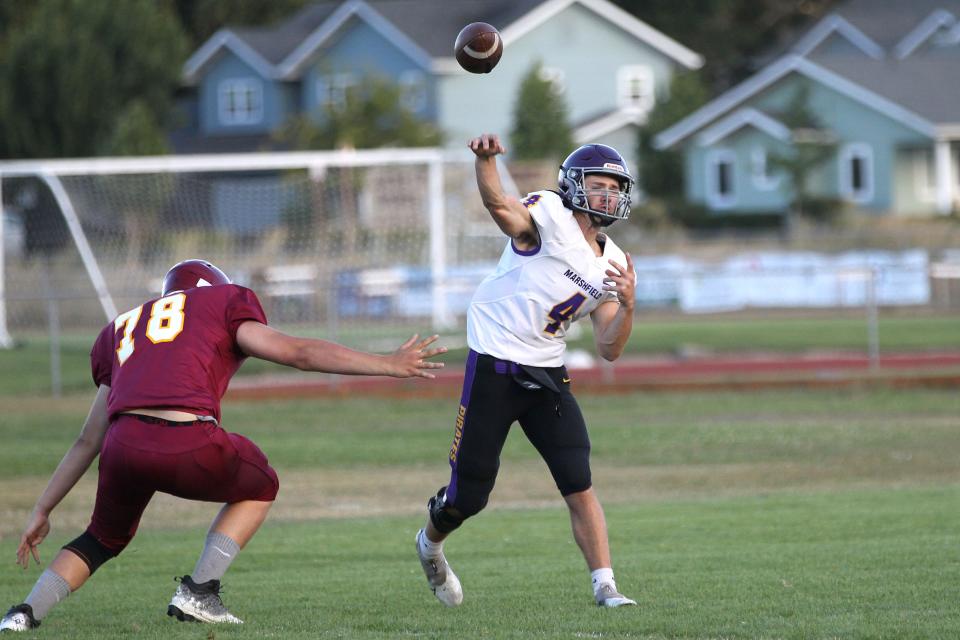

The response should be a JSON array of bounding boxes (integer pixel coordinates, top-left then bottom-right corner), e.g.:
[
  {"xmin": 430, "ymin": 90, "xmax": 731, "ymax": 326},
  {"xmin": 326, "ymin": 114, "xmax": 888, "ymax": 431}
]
[{"xmin": 161, "ymin": 259, "xmax": 231, "ymax": 296}]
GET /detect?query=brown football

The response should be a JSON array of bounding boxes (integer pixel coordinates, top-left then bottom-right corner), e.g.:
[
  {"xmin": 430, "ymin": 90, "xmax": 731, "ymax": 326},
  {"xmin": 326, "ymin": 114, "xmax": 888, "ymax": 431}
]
[{"xmin": 454, "ymin": 22, "xmax": 503, "ymax": 74}]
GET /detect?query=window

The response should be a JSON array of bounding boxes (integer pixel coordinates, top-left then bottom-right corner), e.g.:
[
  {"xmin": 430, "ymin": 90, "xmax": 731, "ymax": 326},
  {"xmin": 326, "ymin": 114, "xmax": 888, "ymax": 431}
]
[
  {"xmin": 617, "ymin": 65, "xmax": 654, "ymax": 112},
  {"xmin": 706, "ymin": 149, "xmax": 736, "ymax": 209},
  {"xmin": 538, "ymin": 66, "xmax": 566, "ymax": 96},
  {"xmin": 218, "ymin": 78, "xmax": 263, "ymax": 125},
  {"xmin": 316, "ymin": 73, "xmax": 356, "ymax": 110},
  {"xmin": 751, "ymin": 148, "xmax": 781, "ymax": 191},
  {"xmin": 399, "ymin": 70, "xmax": 427, "ymax": 111},
  {"xmin": 839, "ymin": 143, "xmax": 874, "ymax": 203}
]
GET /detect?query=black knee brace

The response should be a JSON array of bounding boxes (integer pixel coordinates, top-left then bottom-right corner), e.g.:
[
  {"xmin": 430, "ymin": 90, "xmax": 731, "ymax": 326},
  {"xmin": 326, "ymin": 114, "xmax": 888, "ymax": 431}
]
[
  {"xmin": 427, "ymin": 486, "xmax": 465, "ymax": 534},
  {"xmin": 63, "ymin": 531, "xmax": 118, "ymax": 575}
]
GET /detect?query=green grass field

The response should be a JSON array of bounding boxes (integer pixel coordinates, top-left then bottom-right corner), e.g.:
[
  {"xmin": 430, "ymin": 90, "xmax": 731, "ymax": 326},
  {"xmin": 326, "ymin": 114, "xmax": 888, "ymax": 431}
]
[
  {"xmin": 4, "ymin": 312, "xmax": 959, "ymax": 396},
  {"xmin": 1, "ymin": 389, "xmax": 958, "ymax": 638}
]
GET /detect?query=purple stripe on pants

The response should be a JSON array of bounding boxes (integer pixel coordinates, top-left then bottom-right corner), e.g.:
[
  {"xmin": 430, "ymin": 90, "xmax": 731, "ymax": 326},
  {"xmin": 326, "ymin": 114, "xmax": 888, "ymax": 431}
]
[{"xmin": 447, "ymin": 349, "xmax": 479, "ymax": 503}]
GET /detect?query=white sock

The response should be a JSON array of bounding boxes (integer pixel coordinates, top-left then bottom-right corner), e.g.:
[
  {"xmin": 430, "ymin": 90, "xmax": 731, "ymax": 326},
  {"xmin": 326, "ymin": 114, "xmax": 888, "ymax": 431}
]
[
  {"xmin": 419, "ymin": 530, "xmax": 444, "ymax": 559},
  {"xmin": 591, "ymin": 567, "xmax": 615, "ymax": 594},
  {"xmin": 24, "ymin": 569, "xmax": 71, "ymax": 620},
  {"xmin": 192, "ymin": 531, "xmax": 240, "ymax": 583}
]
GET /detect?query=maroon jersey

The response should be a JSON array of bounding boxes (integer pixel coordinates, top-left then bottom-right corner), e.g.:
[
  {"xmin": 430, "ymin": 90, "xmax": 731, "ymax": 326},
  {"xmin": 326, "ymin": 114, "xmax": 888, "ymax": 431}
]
[{"xmin": 90, "ymin": 284, "xmax": 267, "ymax": 423}]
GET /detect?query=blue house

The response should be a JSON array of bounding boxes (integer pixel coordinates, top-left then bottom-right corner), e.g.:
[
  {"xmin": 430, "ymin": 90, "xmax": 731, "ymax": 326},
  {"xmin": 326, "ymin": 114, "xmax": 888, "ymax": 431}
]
[
  {"xmin": 654, "ymin": 0, "xmax": 960, "ymax": 217},
  {"xmin": 175, "ymin": 0, "xmax": 703, "ymax": 179}
]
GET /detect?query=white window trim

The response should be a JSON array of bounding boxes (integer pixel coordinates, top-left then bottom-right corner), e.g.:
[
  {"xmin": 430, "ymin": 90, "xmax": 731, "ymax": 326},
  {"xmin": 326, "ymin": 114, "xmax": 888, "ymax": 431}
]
[
  {"xmin": 538, "ymin": 66, "xmax": 566, "ymax": 96},
  {"xmin": 955, "ymin": 146, "xmax": 960, "ymax": 189},
  {"xmin": 315, "ymin": 73, "xmax": 356, "ymax": 110},
  {"xmin": 706, "ymin": 149, "xmax": 737, "ymax": 209},
  {"xmin": 217, "ymin": 78, "xmax": 264, "ymax": 125},
  {"xmin": 398, "ymin": 70, "xmax": 427, "ymax": 111},
  {"xmin": 617, "ymin": 65, "xmax": 655, "ymax": 113},
  {"xmin": 751, "ymin": 147, "xmax": 781, "ymax": 191},
  {"xmin": 914, "ymin": 147, "xmax": 936, "ymax": 204},
  {"xmin": 839, "ymin": 142, "xmax": 874, "ymax": 204}
]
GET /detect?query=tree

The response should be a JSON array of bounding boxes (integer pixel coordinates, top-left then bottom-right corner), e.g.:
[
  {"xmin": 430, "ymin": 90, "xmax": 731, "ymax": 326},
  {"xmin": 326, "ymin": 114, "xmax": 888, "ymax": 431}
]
[
  {"xmin": 172, "ymin": 0, "xmax": 312, "ymax": 48},
  {"xmin": 98, "ymin": 100, "xmax": 175, "ymax": 266},
  {"xmin": 612, "ymin": 0, "xmax": 839, "ymax": 91},
  {"xmin": 100, "ymin": 100, "xmax": 171, "ymax": 157},
  {"xmin": 274, "ymin": 76, "xmax": 443, "ymax": 150},
  {"xmin": 273, "ymin": 76, "xmax": 443, "ymax": 252},
  {"xmin": 0, "ymin": 0, "xmax": 187, "ymax": 159},
  {"xmin": 637, "ymin": 70, "xmax": 711, "ymax": 198},
  {"xmin": 767, "ymin": 83, "xmax": 838, "ymax": 232},
  {"xmin": 510, "ymin": 62, "xmax": 574, "ymax": 162}
]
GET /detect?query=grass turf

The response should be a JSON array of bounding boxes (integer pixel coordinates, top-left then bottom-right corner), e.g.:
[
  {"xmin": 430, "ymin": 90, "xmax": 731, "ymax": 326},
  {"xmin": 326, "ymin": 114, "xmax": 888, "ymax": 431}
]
[
  {"xmin": 1, "ymin": 488, "xmax": 957, "ymax": 639},
  {"xmin": 0, "ymin": 389, "xmax": 958, "ymax": 638}
]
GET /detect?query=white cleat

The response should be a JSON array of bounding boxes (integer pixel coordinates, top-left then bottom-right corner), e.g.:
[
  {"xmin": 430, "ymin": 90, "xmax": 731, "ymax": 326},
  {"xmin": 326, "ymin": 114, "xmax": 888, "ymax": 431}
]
[
  {"xmin": 167, "ymin": 575, "xmax": 243, "ymax": 624},
  {"xmin": 415, "ymin": 529, "xmax": 464, "ymax": 607},
  {"xmin": 595, "ymin": 583, "xmax": 637, "ymax": 608},
  {"xmin": 0, "ymin": 604, "xmax": 40, "ymax": 632}
]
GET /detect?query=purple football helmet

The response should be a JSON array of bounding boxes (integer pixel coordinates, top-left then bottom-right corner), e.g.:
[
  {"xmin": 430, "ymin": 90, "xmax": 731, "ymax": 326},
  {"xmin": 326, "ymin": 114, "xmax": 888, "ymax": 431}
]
[
  {"xmin": 557, "ymin": 144, "xmax": 634, "ymax": 224},
  {"xmin": 161, "ymin": 259, "xmax": 231, "ymax": 296}
]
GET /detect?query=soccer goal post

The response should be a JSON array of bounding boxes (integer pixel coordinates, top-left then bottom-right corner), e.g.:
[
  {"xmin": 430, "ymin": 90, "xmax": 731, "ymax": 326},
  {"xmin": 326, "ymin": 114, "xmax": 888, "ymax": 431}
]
[{"xmin": 0, "ymin": 149, "xmax": 515, "ymax": 351}]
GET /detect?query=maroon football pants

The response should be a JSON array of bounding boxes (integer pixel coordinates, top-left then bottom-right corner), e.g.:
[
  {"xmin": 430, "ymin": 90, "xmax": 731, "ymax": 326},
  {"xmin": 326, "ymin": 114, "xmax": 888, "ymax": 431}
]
[{"xmin": 86, "ymin": 415, "xmax": 279, "ymax": 553}]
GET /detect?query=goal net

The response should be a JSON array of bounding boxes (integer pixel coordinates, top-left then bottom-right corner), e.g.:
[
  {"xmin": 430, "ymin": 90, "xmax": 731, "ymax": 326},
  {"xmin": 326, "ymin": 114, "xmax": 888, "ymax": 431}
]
[{"xmin": 0, "ymin": 149, "xmax": 516, "ymax": 351}]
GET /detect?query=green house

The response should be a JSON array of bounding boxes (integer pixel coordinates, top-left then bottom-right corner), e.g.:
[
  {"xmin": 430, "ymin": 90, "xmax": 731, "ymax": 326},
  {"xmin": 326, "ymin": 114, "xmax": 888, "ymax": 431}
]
[{"xmin": 654, "ymin": 0, "xmax": 960, "ymax": 217}]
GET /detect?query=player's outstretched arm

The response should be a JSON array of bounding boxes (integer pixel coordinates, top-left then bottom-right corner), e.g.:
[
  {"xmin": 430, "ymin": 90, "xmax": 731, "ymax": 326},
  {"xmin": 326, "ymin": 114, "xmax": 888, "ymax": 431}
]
[
  {"xmin": 236, "ymin": 321, "xmax": 446, "ymax": 378},
  {"xmin": 469, "ymin": 134, "xmax": 538, "ymax": 246},
  {"xmin": 17, "ymin": 384, "xmax": 112, "ymax": 569}
]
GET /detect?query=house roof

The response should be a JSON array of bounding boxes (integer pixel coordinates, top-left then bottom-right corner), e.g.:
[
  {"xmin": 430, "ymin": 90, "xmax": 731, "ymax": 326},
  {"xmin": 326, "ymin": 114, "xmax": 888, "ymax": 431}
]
[
  {"xmin": 365, "ymin": 0, "xmax": 542, "ymax": 58},
  {"xmin": 697, "ymin": 108, "xmax": 790, "ymax": 146},
  {"xmin": 184, "ymin": 0, "xmax": 702, "ymax": 83},
  {"xmin": 811, "ymin": 50, "xmax": 960, "ymax": 126},
  {"xmin": 655, "ymin": 0, "xmax": 960, "ymax": 149},
  {"xmin": 654, "ymin": 54, "xmax": 940, "ymax": 150},
  {"xmin": 825, "ymin": 0, "xmax": 960, "ymax": 51},
  {"xmin": 232, "ymin": 3, "xmax": 340, "ymax": 65},
  {"xmin": 572, "ymin": 108, "xmax": 645, "ymax": 143}
]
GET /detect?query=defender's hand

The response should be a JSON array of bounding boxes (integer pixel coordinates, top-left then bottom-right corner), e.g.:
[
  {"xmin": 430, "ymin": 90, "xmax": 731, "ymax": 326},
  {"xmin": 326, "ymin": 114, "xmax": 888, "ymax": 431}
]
[
  {"xmin": 603, "ymin": 253, "xmax": 636, "ymax": 310},
  {"xmin": 389, "ymin": 334, "xmax": 447, "ymax": 379},
  {"xmin": 468, "ymin": 134, "xmax": 506, "ymax": 158},
  {"xmin": 16, "ymin": 511, "xmax": 50, "ymax": 569}
]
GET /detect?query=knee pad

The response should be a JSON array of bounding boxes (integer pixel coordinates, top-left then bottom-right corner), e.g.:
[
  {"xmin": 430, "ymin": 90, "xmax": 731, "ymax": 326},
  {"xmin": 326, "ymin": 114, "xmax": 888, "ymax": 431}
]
[
  {"xmin": 63, "ymin": 531, "xmax": 119, "ymax": 575},
  {"xmin": 427, "ymin": 486, "xmax": 466, "ymax": 534}
]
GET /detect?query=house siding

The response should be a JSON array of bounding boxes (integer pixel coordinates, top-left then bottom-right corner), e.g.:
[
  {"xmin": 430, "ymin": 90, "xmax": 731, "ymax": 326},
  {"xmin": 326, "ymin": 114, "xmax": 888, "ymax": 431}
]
[
  {"xmin": 689, "ymin": 129, "xmax": 794, "ymax": 212},
  {"xmin": 199, "ymin": 53, "xmax": 287, "ymax": 136},
  {"xmin": 437, "ymin": 2, "xmax": 681, "ymax": 149},
  {"xmin": 894, "ymin": 146, "xmax": 942, "ymax": 216},
  {"xmin": 299, "ymin": 17, "xmax": 436, "ymax": 122},
  {"xmin": 687, "ymin": 74, "xmax": 931, "ymax": 213}
]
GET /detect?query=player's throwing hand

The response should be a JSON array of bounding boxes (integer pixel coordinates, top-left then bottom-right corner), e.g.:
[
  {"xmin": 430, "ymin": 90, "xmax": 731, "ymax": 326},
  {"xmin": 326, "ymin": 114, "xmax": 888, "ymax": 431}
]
[{"xmin": 468, "ymin": 134, "xmax": 506, "ymax": 157}]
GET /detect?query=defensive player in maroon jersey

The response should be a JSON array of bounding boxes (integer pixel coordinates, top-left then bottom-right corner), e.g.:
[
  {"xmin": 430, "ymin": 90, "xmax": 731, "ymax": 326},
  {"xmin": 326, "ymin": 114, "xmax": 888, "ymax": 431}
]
[{"xmin": 0, "ymin": 259, "xmax": 446, "ymax": 632}]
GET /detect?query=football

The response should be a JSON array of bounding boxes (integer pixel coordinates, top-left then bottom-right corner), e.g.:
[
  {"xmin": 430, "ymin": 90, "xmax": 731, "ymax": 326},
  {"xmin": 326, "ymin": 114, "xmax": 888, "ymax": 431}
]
[{"xmin": 454, "ymin": 22, "xmax": 503, "ymax": 74}]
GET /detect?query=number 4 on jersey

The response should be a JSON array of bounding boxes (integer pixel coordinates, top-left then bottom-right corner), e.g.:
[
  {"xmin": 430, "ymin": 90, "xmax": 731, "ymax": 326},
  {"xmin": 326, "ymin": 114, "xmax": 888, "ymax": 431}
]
[
  {"xmin": 114, "ymin": 293, "xmax": 187, "ymax": 365},
  {"xmin": 544, "ymin": 292, "xmax": 586, "ymax": 335}
]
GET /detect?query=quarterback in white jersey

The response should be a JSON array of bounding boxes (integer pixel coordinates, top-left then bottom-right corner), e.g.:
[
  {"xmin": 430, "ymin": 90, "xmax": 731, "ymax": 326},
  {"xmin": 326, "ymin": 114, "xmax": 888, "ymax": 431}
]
[
  {"xmin": 415, "ymin": 133, "xmax": 638, "ymax": 610},
  {"xmin": 467, "ymin": 188, "xmax": 629, "ymax": 367}
]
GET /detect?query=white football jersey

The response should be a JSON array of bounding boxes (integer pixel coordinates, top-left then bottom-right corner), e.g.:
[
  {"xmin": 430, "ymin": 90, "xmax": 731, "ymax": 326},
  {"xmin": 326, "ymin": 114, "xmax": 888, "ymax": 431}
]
[{"xmin": 467, "ymin": 190, "xmax": 627, "ymax": 367}]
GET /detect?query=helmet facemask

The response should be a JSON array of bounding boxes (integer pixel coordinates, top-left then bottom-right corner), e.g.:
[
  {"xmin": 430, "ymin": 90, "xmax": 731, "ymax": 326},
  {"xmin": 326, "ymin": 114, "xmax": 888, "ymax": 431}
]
[{"xmin": 560, "ymin": 167, "xmax": 633, "ymax": 225}]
